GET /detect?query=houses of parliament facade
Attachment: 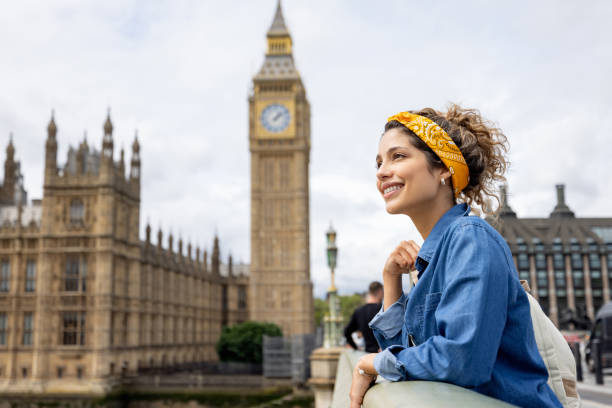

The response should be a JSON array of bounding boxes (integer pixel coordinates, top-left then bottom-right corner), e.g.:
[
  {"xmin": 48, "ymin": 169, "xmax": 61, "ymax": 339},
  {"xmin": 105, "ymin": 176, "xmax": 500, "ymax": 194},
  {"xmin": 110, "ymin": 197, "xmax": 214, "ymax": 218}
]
[
  {"xmin": 0, "ymin": 114, "xmax": 249, "ymax": 394},
  {"xmin": 0, "ymin": 1, "xmax": 313, "ymax": 395}
]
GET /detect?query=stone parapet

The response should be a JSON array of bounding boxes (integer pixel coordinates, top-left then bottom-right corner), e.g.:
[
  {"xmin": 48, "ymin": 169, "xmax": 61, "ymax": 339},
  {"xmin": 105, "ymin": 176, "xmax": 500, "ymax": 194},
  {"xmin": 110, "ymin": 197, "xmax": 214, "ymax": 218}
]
[{"xmin": 309, "ymin": 347, "xmax": 343, "ymax": 408}]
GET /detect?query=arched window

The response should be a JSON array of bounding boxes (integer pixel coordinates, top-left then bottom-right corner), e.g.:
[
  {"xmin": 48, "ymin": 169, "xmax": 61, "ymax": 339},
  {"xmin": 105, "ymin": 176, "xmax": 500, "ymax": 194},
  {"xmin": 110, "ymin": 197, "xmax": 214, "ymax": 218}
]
[{"xmin": 70, "ymin": 199, "xmax": 84, "ymax": 223}]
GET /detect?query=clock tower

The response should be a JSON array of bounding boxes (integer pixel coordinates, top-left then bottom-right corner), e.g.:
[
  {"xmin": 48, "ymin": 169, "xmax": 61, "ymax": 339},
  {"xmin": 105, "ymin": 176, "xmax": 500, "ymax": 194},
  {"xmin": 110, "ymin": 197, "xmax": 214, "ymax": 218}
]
[{"xmin": 248, "ymin": 1, "xmax": 314, "ymax": 336}]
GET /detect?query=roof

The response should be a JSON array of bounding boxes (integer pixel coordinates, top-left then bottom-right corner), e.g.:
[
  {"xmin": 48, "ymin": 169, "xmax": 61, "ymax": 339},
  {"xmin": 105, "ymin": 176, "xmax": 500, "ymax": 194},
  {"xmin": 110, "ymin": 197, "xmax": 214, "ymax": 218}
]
[
  {"xmin": 219, "ymin": 262, "xmax": 249, "ymax": 278},
  {"xmin": 254, "ymin": 55, "xmax": 300, "ymax": 80},
  {"xmin": 490, "ymin": 184, "xmax": 612, "ymax": 250},
  {"xmin": 494, "ymin": 215, "xmax": 612, "ymax": 249},
  {"xmin": 596, "ymin": 302, "xmax": 612, "ymax": 319},
  {"xmin": 267, "ymin": 0, "xmax": 289, "ymax": 37}
]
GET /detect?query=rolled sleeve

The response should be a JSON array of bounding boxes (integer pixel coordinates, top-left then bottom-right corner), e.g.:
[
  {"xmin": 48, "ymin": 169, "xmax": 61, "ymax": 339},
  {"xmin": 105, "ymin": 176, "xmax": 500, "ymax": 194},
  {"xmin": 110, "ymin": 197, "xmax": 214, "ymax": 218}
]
[
  {"xmin": 387, "ymin": 224, "xmax": 510, "ymax": 387},
  {"xmin": 373, "ymin": 346, "xmax": 405, "ymax": 381},
  {"xmin": 369, "ymin": 293, "xmax": 407, "ymax": 350}
]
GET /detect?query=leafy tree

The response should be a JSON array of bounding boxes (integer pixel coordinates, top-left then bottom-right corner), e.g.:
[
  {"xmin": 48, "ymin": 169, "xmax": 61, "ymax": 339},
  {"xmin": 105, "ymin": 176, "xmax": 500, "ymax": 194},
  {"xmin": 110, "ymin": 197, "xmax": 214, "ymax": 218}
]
[
  {"xmin": 313, "ymin": 294, "xmax": 365, "ymax": 328},
  {"xmin": 216, "ymin": 321, "xmax": 282, "ymax": 363},
  {"xmin": 314, "ymin": 298, "xmax": 328, "ymax": 326},
  {"xmin": 340, "ymin": 294, "xmax": 365, "ymax": 324}
]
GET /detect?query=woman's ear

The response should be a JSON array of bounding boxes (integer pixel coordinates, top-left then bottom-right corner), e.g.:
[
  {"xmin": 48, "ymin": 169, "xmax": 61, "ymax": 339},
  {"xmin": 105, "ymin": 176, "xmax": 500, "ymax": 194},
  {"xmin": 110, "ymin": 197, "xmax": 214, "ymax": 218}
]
[{"xmin": 439, "ymin": 168, "xmax": 452, "ymax": 183}]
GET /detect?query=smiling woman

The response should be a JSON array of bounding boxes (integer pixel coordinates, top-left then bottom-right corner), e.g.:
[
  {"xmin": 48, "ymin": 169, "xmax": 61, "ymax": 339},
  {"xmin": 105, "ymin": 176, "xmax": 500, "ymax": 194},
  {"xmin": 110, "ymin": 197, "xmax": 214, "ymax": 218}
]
[{"xmin": 349, "ymin": 105, "xmax": 564, "ymax": 408}]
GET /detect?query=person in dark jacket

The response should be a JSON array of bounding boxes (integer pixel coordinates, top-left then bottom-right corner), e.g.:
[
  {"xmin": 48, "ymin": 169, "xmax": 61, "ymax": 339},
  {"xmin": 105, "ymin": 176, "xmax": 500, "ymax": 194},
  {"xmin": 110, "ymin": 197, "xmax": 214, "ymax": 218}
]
[{"xmin": 344, "ymin": 281, "xmax": 383, "ymax": 353}]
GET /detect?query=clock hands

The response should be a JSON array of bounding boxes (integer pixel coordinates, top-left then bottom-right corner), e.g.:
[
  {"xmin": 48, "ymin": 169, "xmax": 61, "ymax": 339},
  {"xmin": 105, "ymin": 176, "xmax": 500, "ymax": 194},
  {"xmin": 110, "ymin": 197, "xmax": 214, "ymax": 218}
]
[{"xmin": 261, "ymin": 104, "xmax": 289, "ymax": 132}]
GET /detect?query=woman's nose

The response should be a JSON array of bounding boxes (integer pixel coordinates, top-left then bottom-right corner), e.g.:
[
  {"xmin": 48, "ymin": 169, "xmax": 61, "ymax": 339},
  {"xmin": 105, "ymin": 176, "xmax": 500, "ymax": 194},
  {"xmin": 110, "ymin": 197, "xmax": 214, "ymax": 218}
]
[{"xmin": 376, "ymin": 162, "xmax": 391, "ymax": 180}]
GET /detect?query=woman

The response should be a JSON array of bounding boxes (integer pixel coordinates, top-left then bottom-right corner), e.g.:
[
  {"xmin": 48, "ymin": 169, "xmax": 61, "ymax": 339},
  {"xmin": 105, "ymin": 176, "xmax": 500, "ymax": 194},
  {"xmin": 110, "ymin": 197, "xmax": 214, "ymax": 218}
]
[{"xmin": 349, "ymin": 106, "xmax": 561, "ymax": 407}]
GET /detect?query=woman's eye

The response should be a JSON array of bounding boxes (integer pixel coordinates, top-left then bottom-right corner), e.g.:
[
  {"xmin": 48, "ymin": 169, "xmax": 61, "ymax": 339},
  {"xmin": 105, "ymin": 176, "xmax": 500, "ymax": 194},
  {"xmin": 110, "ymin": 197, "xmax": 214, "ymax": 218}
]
[
  {"xmin": 375, "ymin": 161, "xmax": 382, "ymax": 169},
  {"xmin": 393, "ymin": 153, "xmax": 406, "ymax": 160}
]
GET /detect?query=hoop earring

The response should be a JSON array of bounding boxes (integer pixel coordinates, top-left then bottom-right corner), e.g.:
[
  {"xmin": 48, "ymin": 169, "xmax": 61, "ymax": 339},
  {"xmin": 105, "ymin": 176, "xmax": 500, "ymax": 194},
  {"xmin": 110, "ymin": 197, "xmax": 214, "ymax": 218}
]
[{"xmin": 441, "ymin": 178, "xmax": 446, "ymax": 186}]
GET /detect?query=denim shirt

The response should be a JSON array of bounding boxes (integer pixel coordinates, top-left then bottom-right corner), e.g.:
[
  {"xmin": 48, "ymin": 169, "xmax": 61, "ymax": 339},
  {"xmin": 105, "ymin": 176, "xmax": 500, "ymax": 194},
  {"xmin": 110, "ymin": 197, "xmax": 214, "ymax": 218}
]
[{"xmin": 369, "ymin": 204, "xmax": 561, "ymax": 408}]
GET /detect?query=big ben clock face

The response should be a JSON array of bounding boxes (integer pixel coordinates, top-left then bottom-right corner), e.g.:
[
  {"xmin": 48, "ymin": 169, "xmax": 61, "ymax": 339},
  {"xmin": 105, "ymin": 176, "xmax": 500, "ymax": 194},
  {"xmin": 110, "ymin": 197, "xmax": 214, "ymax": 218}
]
[{"xmin": 261, "ymin": 104, "xmax": 291, "ymax": 133}]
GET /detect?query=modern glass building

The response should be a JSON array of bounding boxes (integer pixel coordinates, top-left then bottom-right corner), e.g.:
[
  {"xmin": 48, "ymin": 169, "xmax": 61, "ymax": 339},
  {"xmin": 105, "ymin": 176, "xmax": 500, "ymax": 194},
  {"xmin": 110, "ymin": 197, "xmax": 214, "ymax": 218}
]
[{"xmin": 490, "ymin": 184, "xmax": 612, "ymax": 328}]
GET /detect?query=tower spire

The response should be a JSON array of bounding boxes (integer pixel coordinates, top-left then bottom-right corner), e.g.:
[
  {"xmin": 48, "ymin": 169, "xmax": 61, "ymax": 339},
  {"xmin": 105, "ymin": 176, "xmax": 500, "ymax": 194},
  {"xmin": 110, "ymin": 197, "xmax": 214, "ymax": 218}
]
[
  {"xmin": 119, "ymin": 146, "xmax": 125, "ymax": 177},
  {"xmin": 45, "ymin": 110, "xmax": 58, "ymax": 180},
  {"xmin": 6, "ymin": 134, "xmax": 14, "ymax": 159},
  {"xmin": 104, "ymin": 108, "xmax": 113, "ymax": 135},
  {"xmin": 268, "ymin": 0, "xmax": 289, "ymax": 37},
  {"xmin": 264, "ymin": 0, "xmax": 292, "ymax": 57},
  {"xmin": 102, "ymin": 108, "xmax": 114, "ymax": 159},
  {"xmin": 47, "ymin": 110, "xmax": 57, "ymax": 139},
  {"xmin": 130, "ymin": 130, "xmax": 141, "ymax": 180}
]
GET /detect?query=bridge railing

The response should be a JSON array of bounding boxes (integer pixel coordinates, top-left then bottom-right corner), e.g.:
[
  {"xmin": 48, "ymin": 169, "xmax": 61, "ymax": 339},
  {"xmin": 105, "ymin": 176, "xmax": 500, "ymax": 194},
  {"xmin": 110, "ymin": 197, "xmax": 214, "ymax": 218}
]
[{"xmin": 330, "ymin": 350, "xmax": 518, "ymax": 408}]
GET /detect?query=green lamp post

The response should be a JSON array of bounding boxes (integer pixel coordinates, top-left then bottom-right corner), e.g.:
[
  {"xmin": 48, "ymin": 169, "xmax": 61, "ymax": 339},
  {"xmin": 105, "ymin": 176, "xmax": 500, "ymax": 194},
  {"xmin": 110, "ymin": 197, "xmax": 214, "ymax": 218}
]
[
  {"xmin": 324, "ymin": 224, "xmax": 342, "ymax": 348},
  {"xmin": 326, "ymin": 225, "xmax": 338, "ymax": 292}
]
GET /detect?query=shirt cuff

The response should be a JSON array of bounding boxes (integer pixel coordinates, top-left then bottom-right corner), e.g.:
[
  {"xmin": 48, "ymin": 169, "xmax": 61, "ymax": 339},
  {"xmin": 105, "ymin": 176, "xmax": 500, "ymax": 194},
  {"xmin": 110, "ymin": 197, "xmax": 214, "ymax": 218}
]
[
  {"xmin": 374, "ymin": 347, "xmax": 404, "ymax": 381},
  {"xmin": 368, "ymin": 292, "xmax": 407, "ymax": 338}
]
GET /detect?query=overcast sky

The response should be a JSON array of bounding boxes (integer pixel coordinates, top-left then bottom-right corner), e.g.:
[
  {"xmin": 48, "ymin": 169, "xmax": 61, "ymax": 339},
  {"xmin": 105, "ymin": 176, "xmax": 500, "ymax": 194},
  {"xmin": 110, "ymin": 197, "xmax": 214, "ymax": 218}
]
[{"xmin": 1, "ymin": 1, "xmax": 610, "ymax": 298}]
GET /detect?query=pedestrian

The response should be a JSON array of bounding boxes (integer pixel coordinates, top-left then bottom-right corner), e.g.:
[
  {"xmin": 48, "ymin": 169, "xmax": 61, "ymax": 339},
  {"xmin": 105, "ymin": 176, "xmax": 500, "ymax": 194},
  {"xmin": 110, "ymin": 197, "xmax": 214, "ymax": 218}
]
[
  {"xmin": 348, "ymin": 105, "xmax": 562, "ymax": 407},
  {"xmin": 344, "ymin": 281, "xmax": 383, "ymax": 353}
]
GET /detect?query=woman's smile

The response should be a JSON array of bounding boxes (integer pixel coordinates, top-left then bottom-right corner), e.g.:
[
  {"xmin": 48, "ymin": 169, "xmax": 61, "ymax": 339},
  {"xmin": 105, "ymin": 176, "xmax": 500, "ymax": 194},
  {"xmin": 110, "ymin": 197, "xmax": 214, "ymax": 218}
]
[{"xmin": 381, "ymin": 182, "xmax": 404, "ymax": 199}]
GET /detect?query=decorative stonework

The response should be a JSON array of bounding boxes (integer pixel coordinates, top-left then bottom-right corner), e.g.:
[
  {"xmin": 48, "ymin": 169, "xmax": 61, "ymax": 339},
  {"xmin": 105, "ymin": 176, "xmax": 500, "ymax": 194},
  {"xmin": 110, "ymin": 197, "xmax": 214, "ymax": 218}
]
[
  {"xmin": 0, "ymin": 114, "xmax": 248, "ymax": 394},
  {"xmin": 248, "ymin": 1, "xmax": 314, "ymax": 336}
]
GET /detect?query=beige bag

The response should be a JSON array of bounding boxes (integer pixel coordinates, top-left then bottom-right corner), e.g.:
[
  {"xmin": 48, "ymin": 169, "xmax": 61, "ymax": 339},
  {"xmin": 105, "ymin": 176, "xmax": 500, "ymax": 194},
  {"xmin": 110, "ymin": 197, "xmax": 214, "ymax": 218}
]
[{"xmin": 520, "ymin": 280, "xmax": 580, "ymax": 408}]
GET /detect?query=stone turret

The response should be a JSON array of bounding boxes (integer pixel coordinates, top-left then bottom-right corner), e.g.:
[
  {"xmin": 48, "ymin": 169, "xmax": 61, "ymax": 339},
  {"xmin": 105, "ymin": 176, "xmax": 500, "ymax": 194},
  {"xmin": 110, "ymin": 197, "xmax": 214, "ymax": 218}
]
[
  {"xmin": 102, "ymin": 110, "xmax": 113, "ymax": 160},
  {"xmin": 118, "ymin": 147, "xmax": 125, "ymax": 178},
  {"xmin": 145, "ymin": 221, "xmax": 151, "ymax": 244},
  {"xmin": 212, "ymin": 235, "xmax": 220, "ymax": 275},
  {"xmin": 45, "ymin": 111, "xmax": 58, "ymax": 182},
  {"xmin": 130, "ymin": 131, "xmax": 140, "ymax": 181},
  {"xmin": 1, "ymin": 136, "xmax": 17, "ymax": 205}
]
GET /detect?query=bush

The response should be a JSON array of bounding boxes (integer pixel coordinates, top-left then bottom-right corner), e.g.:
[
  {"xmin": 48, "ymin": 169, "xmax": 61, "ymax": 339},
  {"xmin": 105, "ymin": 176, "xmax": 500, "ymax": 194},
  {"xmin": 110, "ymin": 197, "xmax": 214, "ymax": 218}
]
[{"xmin": 216, "ymin": 321, "xmax": 282, "ymax": 363}]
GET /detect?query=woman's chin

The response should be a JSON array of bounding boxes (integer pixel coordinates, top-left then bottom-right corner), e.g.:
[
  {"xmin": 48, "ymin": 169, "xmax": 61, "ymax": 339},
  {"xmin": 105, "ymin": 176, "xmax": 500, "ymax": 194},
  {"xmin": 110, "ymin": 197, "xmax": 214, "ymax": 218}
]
[{"xmin": 385, "ymin": 203, "xmax": 402, "ymax": 214}]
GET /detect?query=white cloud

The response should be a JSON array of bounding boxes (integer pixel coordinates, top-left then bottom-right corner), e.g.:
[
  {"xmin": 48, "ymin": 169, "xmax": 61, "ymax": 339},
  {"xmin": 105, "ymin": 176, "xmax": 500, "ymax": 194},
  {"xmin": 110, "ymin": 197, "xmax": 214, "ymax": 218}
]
[{"xmin": 0, "ymin": 0, "xmax": 610, "ymax": 298}]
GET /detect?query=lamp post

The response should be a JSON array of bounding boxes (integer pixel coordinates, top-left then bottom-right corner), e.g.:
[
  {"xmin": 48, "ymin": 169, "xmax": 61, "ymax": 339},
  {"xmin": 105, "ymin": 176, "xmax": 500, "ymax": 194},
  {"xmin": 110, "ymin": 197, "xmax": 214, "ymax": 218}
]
[
  {"xmin": 326, "ymin": 225, "xmax": 338, "ymax": 292},
  {"xmin": 324, "ymin": 224, "xmax": 342, "ymax": 348}
]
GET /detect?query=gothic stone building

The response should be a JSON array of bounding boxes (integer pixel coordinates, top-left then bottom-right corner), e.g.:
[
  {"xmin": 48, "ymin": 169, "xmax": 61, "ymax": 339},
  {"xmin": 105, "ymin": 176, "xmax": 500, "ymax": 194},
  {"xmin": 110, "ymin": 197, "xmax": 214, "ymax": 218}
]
[
  {"xmin": 248, "ymin": 1, "xmax": 314, "ymax": 337},
  {"xmin": 491, "ymin": 184, "xmax": 612, "ymax": 328},
  {"xmin": 0, "ymin": 114, "xmax": 248, "ymax": 394}
]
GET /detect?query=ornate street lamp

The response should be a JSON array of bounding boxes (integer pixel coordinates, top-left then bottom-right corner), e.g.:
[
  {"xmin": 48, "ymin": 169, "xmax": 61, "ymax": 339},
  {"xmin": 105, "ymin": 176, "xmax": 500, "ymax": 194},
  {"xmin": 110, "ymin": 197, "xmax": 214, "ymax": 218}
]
[
  {"xmin": 324, "ymin": 224, "xmax": 342, "ymax": 348},
  {"xmin": 326, "ymin": 225, "xmax": 338, "ymax": 292}
]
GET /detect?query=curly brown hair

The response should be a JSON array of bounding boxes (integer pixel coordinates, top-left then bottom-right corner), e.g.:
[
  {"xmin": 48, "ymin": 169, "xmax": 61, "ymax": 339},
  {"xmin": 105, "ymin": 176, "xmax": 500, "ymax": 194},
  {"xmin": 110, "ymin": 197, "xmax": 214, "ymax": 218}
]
[{"xmin": 384, "ymin": 104, "xmax": 509, "ymax": 215}]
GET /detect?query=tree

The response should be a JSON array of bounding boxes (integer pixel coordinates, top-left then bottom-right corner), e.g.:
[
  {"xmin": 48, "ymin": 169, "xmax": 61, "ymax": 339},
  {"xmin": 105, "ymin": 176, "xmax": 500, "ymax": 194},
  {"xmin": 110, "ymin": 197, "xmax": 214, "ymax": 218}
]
[
  {"xmin": 314, "ymin": 298, "xmax": 328, "ymax": 326},
  {"xmin": 216, "ymin": 321, "xmax": 282, "ymax": 363},
  {"xmin": 340, "ymin": 294, "xmax": 365, "ymax": 324},
  {"xmin": 313, "ymin": 294, "xmax": 365, "ymax": 328}
]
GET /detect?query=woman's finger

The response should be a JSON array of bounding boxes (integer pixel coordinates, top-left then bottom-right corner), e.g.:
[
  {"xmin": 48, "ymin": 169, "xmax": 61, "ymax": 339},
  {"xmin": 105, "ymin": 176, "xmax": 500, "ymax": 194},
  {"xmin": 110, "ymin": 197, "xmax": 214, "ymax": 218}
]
[
  {"xmin": 396, "ymin": 245, "xmax": 416, "ymax": 272},
  {"xmin": 400, "ymin": 240, "xmax": 419, "ymax": 261},
  {"xmin": 406, "ymin": 240, "xmax": 421, "ymax": 255},
  {"xmin": 400, "ymin": 241, "xmax": 421, "ymax": 269}
]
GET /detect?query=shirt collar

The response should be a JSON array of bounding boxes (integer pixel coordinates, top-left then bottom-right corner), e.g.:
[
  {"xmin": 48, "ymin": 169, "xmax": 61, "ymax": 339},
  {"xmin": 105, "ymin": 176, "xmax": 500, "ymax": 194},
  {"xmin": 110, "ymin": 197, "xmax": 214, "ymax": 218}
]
[{"xmin": 415, "ymin": 203, "xmax": 471, "ymax": 274}]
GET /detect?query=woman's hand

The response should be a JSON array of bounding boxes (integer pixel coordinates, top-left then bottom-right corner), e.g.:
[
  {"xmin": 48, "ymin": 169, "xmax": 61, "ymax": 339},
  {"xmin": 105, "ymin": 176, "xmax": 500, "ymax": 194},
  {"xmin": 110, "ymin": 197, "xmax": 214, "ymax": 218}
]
[
  {"xmin": 383, "ymin": 240, "xmax": 420, "ymax": 277},
  {"xmin": 349, "ymin": 353, "xmax": 378, "ymax": 408},
  {"xmin": 383, "ymin": 240, "xmax": 421, "ymax": 309}
]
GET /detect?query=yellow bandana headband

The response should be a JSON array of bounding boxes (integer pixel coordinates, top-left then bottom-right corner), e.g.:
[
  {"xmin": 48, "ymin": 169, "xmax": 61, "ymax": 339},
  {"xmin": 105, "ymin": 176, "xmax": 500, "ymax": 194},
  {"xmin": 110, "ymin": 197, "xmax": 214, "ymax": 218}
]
[{"xmin": 387, "ymin": 112, "xmax": 469, "ymax": 197}]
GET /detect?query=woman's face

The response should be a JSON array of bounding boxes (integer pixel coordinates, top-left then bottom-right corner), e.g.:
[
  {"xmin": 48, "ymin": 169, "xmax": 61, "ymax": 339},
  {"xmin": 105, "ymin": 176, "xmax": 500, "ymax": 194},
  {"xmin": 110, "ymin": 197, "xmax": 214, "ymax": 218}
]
[{"xmin": 376, "ymin": 128, "xmax": 444, "ymax": 215}]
